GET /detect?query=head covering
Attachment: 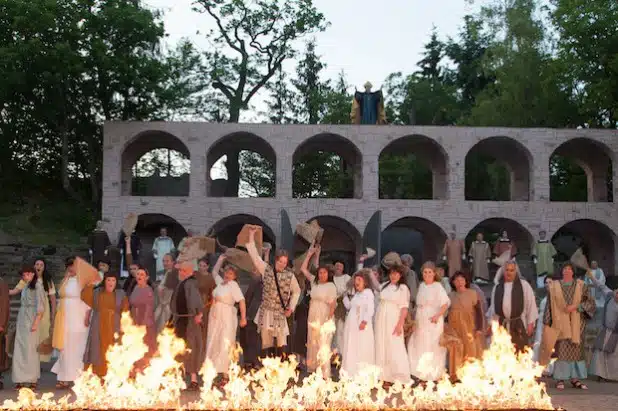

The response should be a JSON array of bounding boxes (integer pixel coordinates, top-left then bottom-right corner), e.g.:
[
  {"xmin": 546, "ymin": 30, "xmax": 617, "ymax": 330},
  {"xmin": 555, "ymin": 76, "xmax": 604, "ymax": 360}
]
[
  {"xmin": 381, "ymin": 252, "xmax": 401, "ymax": 270},
  {"xmin": 400, "ymin": 254, "xmax": 414, "ymax": 267},
  {"xmin": 494, "ymin": 260, "xmax": 522, "ymax": 284}
]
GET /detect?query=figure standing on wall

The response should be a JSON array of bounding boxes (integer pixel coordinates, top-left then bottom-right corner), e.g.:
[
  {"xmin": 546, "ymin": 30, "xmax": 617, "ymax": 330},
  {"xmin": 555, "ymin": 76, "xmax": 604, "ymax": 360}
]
[
  {"xmin": 531, "ymin": 230, "xmax": 556, "ymax": 281},
  {"xmin": 88, "ymin": 221, "xmax": 111, "ymax": 266},
  {"xmin": 351, "ymin": 81, "xmax": 387, "ymax": 125},
  {"xmin": 442, "ymin": 232, "xmax": 466, "ymax": 278},
  {"xmin": 152, "ymin": 227, "xmax": 175, "ymax": 280},
  {"xmin": 493, "ymin": 229, "xmax": 517, "ymax": 261},
  {"xmin": 468, "ymin": 233, "xmax": 491, "ymax": 283}
]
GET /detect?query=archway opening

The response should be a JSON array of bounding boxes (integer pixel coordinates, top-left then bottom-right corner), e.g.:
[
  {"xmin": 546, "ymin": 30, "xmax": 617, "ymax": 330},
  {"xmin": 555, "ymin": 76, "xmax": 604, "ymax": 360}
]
[
  {"xmin": 294, "ymin": 215, "xmax": 361, "ymax": 273},
  {"xmin": 378, "ymin": 135, "xmax": 449, "ymax": 199},
  {"xmin": 465, "ymin": 136, "xmax": 532, "ymax": 201},
  {"xmin": 549, "ymin": 138, "xmax": 613, "ymax": 202},
  {"xmin": 209, "ymin": 214, "xmax": 276, "ymax": 249},
  {"xmin": 127, "ymin": 214, "xmax": 188, "ymax": 276},
  {"xmin": 207, "ymin": 132, "xmax": 276, "ymax": 198},
  {"xmin": 551, "ymin": 219, "xmax": 616, "ymax": 277},
  {"xmin": 292, "ymin": 134, "xmax": 362, "ymax": 199},
  {"xmin": 466, "ymin": 218, "xmax": 534, "ymax": 281},
  {"xmin": 121, "ymin": 131, "xmax": 190, "ymax": 196},
  {"xmin": 381, "ymin": 217, "xmax": 447, "ymax": 272}
]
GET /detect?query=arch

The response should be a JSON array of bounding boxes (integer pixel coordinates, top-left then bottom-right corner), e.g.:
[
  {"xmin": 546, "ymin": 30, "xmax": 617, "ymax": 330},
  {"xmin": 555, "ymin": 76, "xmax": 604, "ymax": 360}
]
[
  {"xmin": 549, "ymin": 137, "xmax": 614, "ymax": 202},
  {"xmin": 551, "ymin": 219, "xmax": 616, "ymax": 276},
  {"xmin": 129, "ymin": 213, "xmax": 188, "ymax": 276},
  {"xmin": 381, "ymin": 217, "xmax": 447, "ymax": 267},
  {"xmin": 465, "ymin": 136, "xmax": 533, "ymax": 201},
  {"xmin": 121, "ymin": 130, "xmax": 191, "ymax": 196},
  {"xmin": 294, "ymin": 215, "xmax": 362, "ymax": 272},
  {"xmin": 378, "ymin": 135, "xmax": 449, "ymax": 200},
  {"xmin": 206, "ymin": 132, "xmax": 276, "ymax": 198},
  {"xmin": 208, "ymin": 214, "xmax": 276, "ymax": 249},
  {"xmin": 292, "ymin": 133, "xmax": 363, "ymax": 199}
]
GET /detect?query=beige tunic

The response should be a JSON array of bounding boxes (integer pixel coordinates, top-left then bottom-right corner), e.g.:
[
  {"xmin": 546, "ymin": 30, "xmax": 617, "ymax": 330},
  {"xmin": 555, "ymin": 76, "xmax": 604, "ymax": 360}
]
[
  {"xmin": 468, "ymin": 241, "xmax": 491, "ymax": 281},
  {"xmin": 443, "ymin": 239, "xmax": 465, "ymax": 278}
]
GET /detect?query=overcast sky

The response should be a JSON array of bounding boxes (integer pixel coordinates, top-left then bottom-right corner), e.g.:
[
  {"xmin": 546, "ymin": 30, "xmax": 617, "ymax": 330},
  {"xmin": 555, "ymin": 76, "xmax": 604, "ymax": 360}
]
[{"xmin": 144, "ymin": 0, "xmax": 483, "ymax": 120}]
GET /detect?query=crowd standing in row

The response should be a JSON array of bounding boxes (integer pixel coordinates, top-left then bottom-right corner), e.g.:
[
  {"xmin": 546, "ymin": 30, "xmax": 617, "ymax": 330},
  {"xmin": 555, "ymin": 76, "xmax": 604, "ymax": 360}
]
[{"xmin": 0, "ymin": 224, "xmax": 617, "ymax": 393}]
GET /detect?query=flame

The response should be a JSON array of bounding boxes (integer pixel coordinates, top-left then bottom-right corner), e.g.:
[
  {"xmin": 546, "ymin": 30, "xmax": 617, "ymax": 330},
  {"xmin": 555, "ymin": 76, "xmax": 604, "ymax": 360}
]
[{"xmin": 2, "ymin": 316, "xmax": 554, "ymax": 410}]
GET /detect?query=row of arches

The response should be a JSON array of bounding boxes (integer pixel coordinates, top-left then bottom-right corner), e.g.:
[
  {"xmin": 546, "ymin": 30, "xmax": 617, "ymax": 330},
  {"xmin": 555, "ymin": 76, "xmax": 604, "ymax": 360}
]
[
  {"xmin": 131, "ymin": 213, "xmax": 616, "ymax": 278},
  {"xmin": 122, "ymin": 131, "xmax": 614, "ymax": 202}
]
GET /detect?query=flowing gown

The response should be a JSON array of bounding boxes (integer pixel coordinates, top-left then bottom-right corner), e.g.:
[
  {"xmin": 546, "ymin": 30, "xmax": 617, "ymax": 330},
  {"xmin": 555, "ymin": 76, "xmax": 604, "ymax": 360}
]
[
  {"xmin": 205, "ymin": 278, "xmax": 244, "ymax": 374},
  {"xmin": 16, "ymin": 277, "xmax": 55, "ymax": 362},
  {"xmin": 51, "ymin": 277, "xmax": 90, "ymax": 382},
  {"xmin": 341, "ymin": 288, "xmax": 375, "ymax": 378},
  {"xmin": 375, "ymin": 283, "xmax": 412, "ymax": 383},
  {"xmin": 12, "ymin": 282, "xmax": 46, "ymax": 384},
  {"xmin": 306, "ymin": 280, "xmax": 337, "ymax": 376},
  {"xmin": 407, "ymin": 282, "xmax": 451, "ymax": 381}
]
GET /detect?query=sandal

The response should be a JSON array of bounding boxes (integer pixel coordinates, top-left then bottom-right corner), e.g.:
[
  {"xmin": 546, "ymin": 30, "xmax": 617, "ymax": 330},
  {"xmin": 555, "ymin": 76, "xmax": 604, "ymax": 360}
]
[
  {"xmin": 571, "ymin": 380, "xmax": 588, "ymax": 390},
  {"xmin": 556, "ymin": 381, "xmax": 565, "ymax": 390}
]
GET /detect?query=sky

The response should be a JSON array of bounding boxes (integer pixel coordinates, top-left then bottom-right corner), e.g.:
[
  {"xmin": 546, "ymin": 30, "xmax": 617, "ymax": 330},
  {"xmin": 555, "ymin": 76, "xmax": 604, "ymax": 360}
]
[{"xmin": 144, "ymin": 0, "xmax": 484, "ymax": 119}]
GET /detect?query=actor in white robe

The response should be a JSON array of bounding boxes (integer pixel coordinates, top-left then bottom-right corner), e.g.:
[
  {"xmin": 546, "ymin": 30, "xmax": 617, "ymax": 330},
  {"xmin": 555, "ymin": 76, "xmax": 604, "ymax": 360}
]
[
  {"xmin": 407, "ymin": 273, "xmax": 450, "ymax": 381},
  {"xmin": 341, "ymin": 283, "xmax": 375, "ymax": 378},
  {"xmin": 152, "ymin": 228, "xmax": 175, "ymax": 278},
  {"xmin": 375, "ymin": 277, "xmax": 411, "ymax": 384},
  {"xmin": 51, "ymin": 261, "xmax": 90, "ymax": 385},
  {"xmin": 204, "ymin": 265, "xmax": 247, "ymax": 375},
  {"xmin": 488, "ymin": 262, "xmax": 538, "ymax": 352}
]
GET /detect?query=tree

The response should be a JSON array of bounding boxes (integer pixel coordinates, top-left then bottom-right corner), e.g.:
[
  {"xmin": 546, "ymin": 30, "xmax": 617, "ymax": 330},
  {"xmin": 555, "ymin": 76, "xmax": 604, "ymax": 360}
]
[
  {"xmin": 549, "ymin": 0, "xmax": 618, "ymax": 127},
  {"xmin": 321, "ymin": 71, "xmax": 352, "ymax": 125},
  {"xmin": 192, "ymin": 0, "xmax": 328, "ymax": 196},
  {"xmin": 293, "ymin": 39, "xmax": 329, "ymax": 124},
  {"xmin": 263, "ymin": 66, "xmax": 297, "ymax": 124},
  {"xmin": 0, "ymin": 0, "xmax": 207, "ymax": 215}
]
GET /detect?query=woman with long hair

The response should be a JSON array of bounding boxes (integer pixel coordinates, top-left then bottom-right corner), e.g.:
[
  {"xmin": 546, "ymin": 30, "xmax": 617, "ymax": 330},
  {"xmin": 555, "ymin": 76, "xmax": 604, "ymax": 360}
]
[
  {"xmin": 300, "ymin": 245, "xmax": 337, "ymax": 377},
  {"xmin": 407, "ymin": 261, "xmax": 450, "ymax": 382},
  {"xmin": 51, "ymin": 257, "xmax": 90, "ymax": 389},
  {"xmin": 82, "ymin": 272, "xmax": 130, "ymax": 378},
  {"xmin": 341, "ymin": 269, "xmax": 375, "ymax": 378},
  {"xmin": 12, "ymin": 266, "xmax": 46, "ymax": 390},
  {"xmin": 374, "ymin": 264, "xmax": 411, "ymax": 384},
  {"xmin": 11, "ymin": 257, "xmax": 56, "ymax": 363}
]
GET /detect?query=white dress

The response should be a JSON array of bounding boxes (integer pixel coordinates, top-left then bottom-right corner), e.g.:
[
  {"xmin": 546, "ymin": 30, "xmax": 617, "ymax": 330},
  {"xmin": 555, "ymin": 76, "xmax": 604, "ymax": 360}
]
[
  {"xmin": 375, "ymin": 283, "xmax": 412, "ymax": 383},
  {"xmin": 532, "ymin": 296, "xmax": 554, "ymax": 374},
  {"xmin": 51, "ymin": 277, "xmax": 90, "ymax": 381},
  {"xmin": 152, "ymin": 236, "xmax": 175, "ymax": 277},
  {"xmin": 333, "ymin": 274, "xmax": 351, "ymax": 353},
  {"xmin": 306, "ymin": 280, "xmax": 337, "ymax": 376},
  {"xmin": 341, "ymin": 288, "xmax": 375, "ymax": 378},
  {"xmin": 407, "ymin": 282, "xmax": 450, "ymax": 381},
  {"xmin": 205, "ymin": 277, "xmax": 244, "ymax": 374}
]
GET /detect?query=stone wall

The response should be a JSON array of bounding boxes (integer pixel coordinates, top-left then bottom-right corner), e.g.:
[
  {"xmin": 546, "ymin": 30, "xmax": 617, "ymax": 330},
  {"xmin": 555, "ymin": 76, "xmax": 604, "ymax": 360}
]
[
  {"xmin": 101, "ymin": 122, "xmax": 618, "ymax": 276},
  {"xmin": 0, "ymin": 243, "xmax": 88, "ymax": 323}
]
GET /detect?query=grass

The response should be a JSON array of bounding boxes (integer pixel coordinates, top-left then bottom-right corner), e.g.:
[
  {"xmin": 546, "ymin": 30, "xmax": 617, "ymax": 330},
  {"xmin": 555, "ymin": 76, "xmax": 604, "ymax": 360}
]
[{"xmin": 0, "ymin": 199, "xmax": 96, "ymax": 246}]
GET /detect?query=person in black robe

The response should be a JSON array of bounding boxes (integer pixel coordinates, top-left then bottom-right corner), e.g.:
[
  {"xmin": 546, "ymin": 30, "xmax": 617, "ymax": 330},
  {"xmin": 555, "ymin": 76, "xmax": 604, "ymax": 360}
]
[
  {"xmin": 88, "ymin": 221, "xmax": 111, "ymax": 265},
  {"xmin": 240, "ymin": 275, "xmax": 263, "ymax": 370},
  {"xmin": 117, "ymin": 231, "xmax": 141, "ymax": 272}
]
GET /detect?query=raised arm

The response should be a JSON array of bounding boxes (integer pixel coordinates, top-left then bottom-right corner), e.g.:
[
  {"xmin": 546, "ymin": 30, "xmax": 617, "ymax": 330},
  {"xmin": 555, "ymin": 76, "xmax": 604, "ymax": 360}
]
[
  {"xmin": 586, "ymin": 270, "xmax": 611, "ymax": 297},
  {"xmin": 212, "ymin": 254, "xmax": 225, "ymax": 285},
  {"xmin": 245, "ymin": 227, "xmax": 266, "ymax": 276},
  {"xmin": 300, "ymin": 246, "xmax": 316, "ymax": 282}
]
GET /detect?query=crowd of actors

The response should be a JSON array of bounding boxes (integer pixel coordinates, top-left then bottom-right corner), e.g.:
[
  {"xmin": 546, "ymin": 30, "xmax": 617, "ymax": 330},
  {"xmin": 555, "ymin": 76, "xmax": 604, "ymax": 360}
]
[{"xmin": 0, "ymin": 224, "xmax": 617, "ymax": 395}]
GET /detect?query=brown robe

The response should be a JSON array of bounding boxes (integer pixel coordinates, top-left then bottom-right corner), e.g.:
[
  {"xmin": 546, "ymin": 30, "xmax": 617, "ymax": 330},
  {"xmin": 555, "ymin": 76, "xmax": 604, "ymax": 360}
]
[
  {"xmin": 171, "ymin": 276, "xmax": 204, "ymax": 375},
  {"xmin": 443, "ymin": 288, "xmax": 485, "ymax": 378},
  {"xmin": 0, "ymin": 279, "xmax": 9, "ymax": 372},
  {"xmin": 443, "ymin": 239, "xmax": 465, "ymax": 278}
]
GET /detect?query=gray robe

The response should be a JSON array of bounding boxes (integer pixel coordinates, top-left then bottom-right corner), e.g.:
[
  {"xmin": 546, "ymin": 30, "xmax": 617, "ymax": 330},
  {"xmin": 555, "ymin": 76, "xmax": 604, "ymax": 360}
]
[
  {"xmin": 171, "ymin": 276, "xmax": 204, "ymax": 375},
  {"xmin": 589, "ymin": 276, "xmax": 618, "ymax": 380},
  {"xmin": 469, "ymin": 241, "xmax": 491, "ymax": 281},
  {"xmin": 12, "ymin": 282, "xmax": 46, "ymax": 383}
]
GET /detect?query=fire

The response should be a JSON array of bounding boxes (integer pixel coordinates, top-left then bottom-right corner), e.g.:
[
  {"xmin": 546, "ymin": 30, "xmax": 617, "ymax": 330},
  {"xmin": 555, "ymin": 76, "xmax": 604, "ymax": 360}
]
[{"xmin": 1, "ymin": 316, "xmax": 554, "ymax": 410}]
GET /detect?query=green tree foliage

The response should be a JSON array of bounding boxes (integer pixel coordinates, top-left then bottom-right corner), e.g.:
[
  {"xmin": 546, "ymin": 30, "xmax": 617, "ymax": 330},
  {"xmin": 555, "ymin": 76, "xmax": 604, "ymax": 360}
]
[{"xmin": 0, "ymin": 0, "xmax": 207, "ymax": 225}]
